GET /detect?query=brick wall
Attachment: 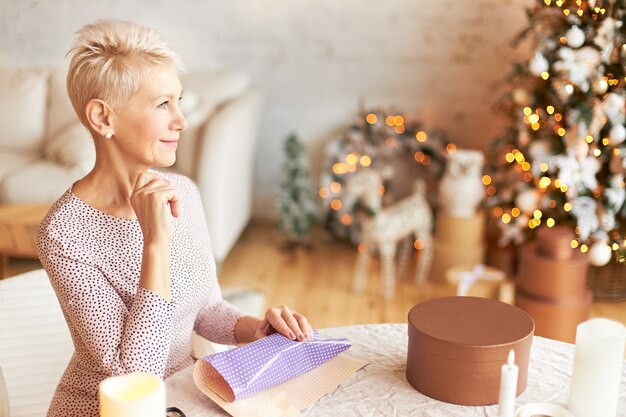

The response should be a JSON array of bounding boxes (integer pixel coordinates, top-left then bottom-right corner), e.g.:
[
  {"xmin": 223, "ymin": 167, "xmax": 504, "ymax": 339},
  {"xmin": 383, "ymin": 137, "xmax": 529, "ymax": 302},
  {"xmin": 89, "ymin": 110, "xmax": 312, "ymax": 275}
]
[{"xmin": 0, "ymin": 0, "xmax": 532, "ymax": 219}]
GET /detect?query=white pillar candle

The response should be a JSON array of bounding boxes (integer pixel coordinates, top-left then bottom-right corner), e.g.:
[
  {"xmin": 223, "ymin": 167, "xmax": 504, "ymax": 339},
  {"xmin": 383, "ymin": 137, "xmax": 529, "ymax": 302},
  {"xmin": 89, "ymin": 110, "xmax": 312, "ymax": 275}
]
[
  {"xmin": 498, "ymin": 349, "xmax": 518, "ymax": 417},
  {"xmin": 99, "ymin": 372, "xmax": 165, "ymax": 417},
  {"xmin": 568, "ymin": 318, "xmax": 625, "ymax": 417}
]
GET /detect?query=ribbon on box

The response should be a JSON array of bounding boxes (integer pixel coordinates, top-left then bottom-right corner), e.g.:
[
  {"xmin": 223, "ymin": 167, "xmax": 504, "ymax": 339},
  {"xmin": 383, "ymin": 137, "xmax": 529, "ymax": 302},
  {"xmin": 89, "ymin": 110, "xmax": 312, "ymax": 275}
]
[
  {"xmin": 199, "ymin": 331, "xmax": 350, "ymax": 401},
  {"xmin": 456, "ymin": 264, "xmax": 505, "ymax": 297}
]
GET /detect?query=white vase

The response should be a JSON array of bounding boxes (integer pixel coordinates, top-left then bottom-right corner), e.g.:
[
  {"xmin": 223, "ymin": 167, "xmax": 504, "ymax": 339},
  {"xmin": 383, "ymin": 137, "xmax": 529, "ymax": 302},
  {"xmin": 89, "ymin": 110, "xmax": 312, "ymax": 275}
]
[{"xmin": 439, "ymin": 150, "xmax": 485, "ymax": 218}]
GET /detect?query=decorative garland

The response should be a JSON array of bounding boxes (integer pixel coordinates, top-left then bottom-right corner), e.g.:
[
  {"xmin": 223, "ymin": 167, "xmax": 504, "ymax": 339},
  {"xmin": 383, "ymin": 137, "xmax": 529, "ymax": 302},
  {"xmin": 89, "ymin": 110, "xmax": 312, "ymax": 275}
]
[{"xmin": 319, "ymin": 109, "xmax": 453, "ymax": 243}]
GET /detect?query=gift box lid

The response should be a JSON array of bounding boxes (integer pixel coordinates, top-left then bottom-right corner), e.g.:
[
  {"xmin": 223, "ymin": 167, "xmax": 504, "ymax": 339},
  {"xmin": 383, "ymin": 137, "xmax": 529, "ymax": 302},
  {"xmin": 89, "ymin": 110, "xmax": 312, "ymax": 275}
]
[
  {"xmin": 536, "ymin": 226, "xmax": 575, "ymax": 260},
  {"xmin": 408, "ymin": 296, "xmax": 534, "ymax": 362}
]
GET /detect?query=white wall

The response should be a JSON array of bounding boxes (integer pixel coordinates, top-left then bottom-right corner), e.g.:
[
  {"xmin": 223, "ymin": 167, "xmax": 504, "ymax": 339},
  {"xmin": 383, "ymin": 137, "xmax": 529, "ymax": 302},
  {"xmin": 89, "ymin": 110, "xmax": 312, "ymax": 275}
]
[{"xmin": 0, "ymin": 0, "xmax": 531, "ymax": 220}]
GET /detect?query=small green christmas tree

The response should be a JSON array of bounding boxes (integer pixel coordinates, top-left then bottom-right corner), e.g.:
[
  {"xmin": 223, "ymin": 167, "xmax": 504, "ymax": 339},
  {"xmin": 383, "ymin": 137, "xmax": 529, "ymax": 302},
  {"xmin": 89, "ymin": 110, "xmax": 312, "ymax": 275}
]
[{"xmin": 276, "ymin": 133, "xmax": 320, "ymax": 248}]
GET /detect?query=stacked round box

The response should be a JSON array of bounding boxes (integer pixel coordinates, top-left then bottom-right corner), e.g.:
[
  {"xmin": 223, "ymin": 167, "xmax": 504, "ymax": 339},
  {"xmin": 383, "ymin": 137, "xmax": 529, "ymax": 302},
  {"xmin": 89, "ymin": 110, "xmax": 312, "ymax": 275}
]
[
  {"xmin": 429, "ymin": 212, "xmax": 485, "ymax": 284},
  {"xmin": 515, "ymin": 226, "xmax": 591, "ymax": 343}
]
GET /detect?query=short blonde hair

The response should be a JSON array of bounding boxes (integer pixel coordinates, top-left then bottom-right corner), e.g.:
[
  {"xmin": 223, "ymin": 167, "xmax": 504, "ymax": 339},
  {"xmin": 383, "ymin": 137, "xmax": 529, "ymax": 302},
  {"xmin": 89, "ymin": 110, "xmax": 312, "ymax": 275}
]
[{"xmin": 66, "ymin": 19, "xmax": 183, "ymax": 127}]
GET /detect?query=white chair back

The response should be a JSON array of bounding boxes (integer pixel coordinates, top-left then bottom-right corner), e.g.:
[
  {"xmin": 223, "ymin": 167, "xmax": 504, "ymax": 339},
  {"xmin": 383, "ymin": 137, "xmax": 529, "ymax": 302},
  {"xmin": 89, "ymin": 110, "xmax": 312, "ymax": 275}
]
[
  {"xmin": 0, "ymin": 269, "xmax": 73, "ymax": 417},
  {"xmin": 0, "ymin": 367, "xmax": 9, "ymax": 417}
]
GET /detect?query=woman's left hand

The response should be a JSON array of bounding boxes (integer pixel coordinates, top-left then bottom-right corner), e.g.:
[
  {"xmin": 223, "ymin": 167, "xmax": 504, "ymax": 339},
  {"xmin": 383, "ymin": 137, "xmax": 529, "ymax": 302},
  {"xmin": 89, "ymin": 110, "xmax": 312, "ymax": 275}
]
[{"xmin": 255, "ymin": 305, "xmax": 313, "ymax": 342}]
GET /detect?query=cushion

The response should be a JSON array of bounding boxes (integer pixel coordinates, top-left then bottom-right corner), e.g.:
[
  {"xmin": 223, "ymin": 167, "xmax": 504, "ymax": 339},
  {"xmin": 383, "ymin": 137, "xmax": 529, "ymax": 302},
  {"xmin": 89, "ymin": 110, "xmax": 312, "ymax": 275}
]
[
  {"xmin": 0, "ymin": 150, "xmax": 38, "ymax": 184},
  {"xmin": 175, "ymin": 70, "xmax": 251, "ymax": 177},
  {"xmin": 0, "ymin": 68, "xmax": 48, "ymax": 154},
  {"xmin": 46, "ymin": 68, "xmax": 80, "ymax": 140},
  {"xmin": 0, "ymin": 160, "xmax": 79, "ymax": 203},
  {"xmin": 44, "ymin": 122, "xmax": 95, "ymax": 176},
  {"xmin": 0, "ymin": 366, "xmax": 9, "ymax": 417}
]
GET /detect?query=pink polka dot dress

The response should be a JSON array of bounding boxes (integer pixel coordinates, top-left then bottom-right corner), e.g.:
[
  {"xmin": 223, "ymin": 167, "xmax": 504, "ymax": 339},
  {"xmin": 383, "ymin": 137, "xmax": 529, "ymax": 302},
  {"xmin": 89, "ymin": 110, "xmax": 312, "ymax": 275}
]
[{"xmin": 37, "ymin": 172, "xmax": 243, "ymax": 417}]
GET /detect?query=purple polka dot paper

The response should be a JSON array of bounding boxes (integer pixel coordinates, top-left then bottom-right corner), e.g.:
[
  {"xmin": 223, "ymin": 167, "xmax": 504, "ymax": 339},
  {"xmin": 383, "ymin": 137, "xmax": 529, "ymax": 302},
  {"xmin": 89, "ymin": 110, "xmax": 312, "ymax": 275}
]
[{"xmin": 202, "ymin": 330, "xmax": 351, "ymax": 401}]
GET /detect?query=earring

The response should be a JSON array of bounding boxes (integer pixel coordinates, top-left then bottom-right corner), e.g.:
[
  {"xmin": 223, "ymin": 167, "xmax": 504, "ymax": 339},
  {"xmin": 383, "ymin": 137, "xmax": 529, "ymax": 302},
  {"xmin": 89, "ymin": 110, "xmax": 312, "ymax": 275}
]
[{"xmin": 105, "ymin": 132, "xmax": 113, "ymax": 139}]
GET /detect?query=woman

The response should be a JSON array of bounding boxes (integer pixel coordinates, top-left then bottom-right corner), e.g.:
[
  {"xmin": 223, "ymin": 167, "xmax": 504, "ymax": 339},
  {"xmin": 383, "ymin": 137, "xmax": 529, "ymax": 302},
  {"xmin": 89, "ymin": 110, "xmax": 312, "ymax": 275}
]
[{"xmin": 37, "ymin": 19, "xmax": 312, "ymax": 417}]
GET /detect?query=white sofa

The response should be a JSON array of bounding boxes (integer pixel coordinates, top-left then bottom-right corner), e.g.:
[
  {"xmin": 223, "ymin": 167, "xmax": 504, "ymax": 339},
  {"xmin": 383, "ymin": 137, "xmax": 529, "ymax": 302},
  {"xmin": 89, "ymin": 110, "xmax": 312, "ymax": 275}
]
[{"xmin": 0, "ymin": 67, "xmax": 262, "ymax": 264}]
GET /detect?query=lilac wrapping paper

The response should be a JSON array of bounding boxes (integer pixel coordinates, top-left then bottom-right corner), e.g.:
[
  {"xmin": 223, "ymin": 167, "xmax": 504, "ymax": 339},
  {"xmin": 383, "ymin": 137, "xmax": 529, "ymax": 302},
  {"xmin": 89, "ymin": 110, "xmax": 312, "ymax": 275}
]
[{"xmin": 201, "ymin": 331, "xmax": 351, "ymax": 401}]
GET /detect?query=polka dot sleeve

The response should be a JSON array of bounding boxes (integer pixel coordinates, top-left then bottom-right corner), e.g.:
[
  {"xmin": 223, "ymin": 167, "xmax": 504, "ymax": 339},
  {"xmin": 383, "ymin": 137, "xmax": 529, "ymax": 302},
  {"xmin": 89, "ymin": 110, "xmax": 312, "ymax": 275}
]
[
  {"xmin": 41, "ymin": 247, "xmax": 175, "ymax": 377},
  {"xmin": 194, "ymin": 292, "xmax": 243, "ymax": 345}
]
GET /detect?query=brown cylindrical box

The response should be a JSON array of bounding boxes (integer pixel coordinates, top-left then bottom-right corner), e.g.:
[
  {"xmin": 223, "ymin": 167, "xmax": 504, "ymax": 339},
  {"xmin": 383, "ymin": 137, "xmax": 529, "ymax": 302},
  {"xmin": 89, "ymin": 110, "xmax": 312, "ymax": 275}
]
[
  {"xmin": 486, "ymin": 241, "xmax": 518, "ymax": 279},
  {"xmin": 515, "ymin": 288, "xmax": 592, "ymax": 343},
  {"xmin": 517, "ymin": 243, "xmax": 589, "ymax": 302},
  {"xmin": 429, "ymin": 239, "xmax": 485, "ymax": 284},
  {"xmin": 535, "ymin": 226, "xmax": 574, "ymax": 261},
  {"xmin": 435, "ymin": 211, "xmax": 485, "ymax": 246},
  {"xmin": 406, "ymin": 297, "xmax": 534, "ymax": 405}
]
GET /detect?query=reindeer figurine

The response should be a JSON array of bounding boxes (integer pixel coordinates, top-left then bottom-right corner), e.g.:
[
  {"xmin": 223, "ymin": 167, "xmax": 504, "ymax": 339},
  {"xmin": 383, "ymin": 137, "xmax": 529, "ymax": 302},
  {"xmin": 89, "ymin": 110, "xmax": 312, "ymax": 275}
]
[{"xmin": 346, "ymin": 169, "xmax": 433, "ymax": 299}]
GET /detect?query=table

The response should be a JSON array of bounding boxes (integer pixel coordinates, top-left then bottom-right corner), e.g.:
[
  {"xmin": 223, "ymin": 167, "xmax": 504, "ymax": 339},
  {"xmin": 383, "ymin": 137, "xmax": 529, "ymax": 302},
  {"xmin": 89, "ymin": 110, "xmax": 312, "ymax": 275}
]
[
  {"xmin": 166, "ymin": 323, "xmax": 626, "ymax": 416},
  {"xmin": 0, "ymin": 204, "xmax": 50, "ymax": 278}
]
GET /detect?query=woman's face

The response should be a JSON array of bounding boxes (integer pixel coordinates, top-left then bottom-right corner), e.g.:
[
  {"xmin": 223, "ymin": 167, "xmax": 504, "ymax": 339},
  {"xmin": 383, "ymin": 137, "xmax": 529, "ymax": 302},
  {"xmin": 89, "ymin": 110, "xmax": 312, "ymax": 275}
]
[{"xmin": 111, "ymin": 65, "xmax": 188, "ymax": 169}]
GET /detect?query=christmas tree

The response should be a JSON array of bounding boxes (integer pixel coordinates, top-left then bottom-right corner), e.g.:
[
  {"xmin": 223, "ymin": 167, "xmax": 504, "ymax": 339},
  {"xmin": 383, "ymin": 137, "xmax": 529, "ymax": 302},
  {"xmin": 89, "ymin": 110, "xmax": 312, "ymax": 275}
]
[
  {"xmin": 276, "ymin": 133, "xmax": 320, "ymax": 247},
  {"xmin": 486, "ymin": 0, "xmax": 626, "ymax": 266}
]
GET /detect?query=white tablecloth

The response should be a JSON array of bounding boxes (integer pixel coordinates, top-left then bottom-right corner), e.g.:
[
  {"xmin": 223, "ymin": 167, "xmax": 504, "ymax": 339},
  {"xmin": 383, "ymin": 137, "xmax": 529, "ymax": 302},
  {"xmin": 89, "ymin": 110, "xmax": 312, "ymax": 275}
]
[{"xmin": 166, "ymin": 323, "xmax": 626, "ymax": 416}]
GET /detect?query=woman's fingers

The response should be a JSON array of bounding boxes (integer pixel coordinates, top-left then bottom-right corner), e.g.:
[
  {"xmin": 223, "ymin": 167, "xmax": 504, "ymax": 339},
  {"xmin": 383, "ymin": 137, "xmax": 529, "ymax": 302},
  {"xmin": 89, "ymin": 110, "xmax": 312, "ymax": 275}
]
[
  {"xmin": 266, "ymin": 306, "xmax": 313, "ymax": 341},
  {"xmin": 133, "ymin": 175, "xmax": 180, "ymax": 218},
  {"xmin": 134, "ymin": 172, "xmax": 150, "ymax": 190},
  {"xmin": 294, "ymin": 313, "xmax": 312, "ymax": 341},
  {"xmin": 130, "ymin": 172, "xmax": 180, "ymax": 243},
  {"xmin": 267, "ymin": 312, "xmax": 294, "ymax": 340},
  {"xmin": 281, "ymin": 307, "xmax": 306, "ymax": 341},
  {"xmin": 134, "ymin": 172, "xmax": 162, "ymax": 190},
  {"xmin": 168, "ymin": 192, "xmax": 180, "ymax": 218}
]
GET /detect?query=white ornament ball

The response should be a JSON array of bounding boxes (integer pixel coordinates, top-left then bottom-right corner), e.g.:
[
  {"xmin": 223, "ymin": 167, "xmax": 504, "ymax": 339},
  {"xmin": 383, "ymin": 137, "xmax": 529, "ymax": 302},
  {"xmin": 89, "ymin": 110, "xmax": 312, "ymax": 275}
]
[
  {"xmin": 588, "ymin": 241, "xmax": 612, "ymax": 267},
  {"xmin": 566, "ymin": 26, "xmax": 586, "ymax": 48},
  {"xmin": 603, "ymin": 93, "xmax": 625, "ymax": 122},
  {"xmin": 592, "ymin": 78, "xmax": 609, "ymax": 94},
  {"xmin": 515, "ymin": 188, "xmax": 540, "ymax": 213},
  {"xmin": 529, "ymin": 53, "xmax": 549, "ymax": 76},
  {"xmin": 609, "ymin": 124, "xmax": 626, "ymax": 145}
]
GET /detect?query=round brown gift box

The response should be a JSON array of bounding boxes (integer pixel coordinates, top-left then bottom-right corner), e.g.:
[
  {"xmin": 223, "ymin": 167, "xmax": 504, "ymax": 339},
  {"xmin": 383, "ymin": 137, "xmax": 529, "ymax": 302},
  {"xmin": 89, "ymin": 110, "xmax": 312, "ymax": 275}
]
[
  {"xmin": 406, "ymin": 296, "xmax": 534, "ymax": 406},
  {"xmin": 435, "ymin": 212, "xmax": 485, "ymax": 246},
  {"xmin": 515, "ymin": 288, "xmax": 592, "ymax": 343},
  {"xmin": 429, "ymin": 239, "xmax": 485, "ymax": 284},
  {"xmin": 517, "ymin": 243, "xmax": 589, "ymax": 302},
  {"xmin": 535, "ymin": 226, "xmax": 575, "ymax": 261}
]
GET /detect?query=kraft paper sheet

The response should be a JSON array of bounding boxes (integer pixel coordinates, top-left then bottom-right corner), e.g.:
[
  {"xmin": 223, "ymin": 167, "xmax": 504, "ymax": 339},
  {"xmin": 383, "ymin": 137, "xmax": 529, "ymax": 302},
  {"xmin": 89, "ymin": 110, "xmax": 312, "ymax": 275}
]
[{"xmin": 192, "ymin": 333, "xmax": 368, "ymax": 417}]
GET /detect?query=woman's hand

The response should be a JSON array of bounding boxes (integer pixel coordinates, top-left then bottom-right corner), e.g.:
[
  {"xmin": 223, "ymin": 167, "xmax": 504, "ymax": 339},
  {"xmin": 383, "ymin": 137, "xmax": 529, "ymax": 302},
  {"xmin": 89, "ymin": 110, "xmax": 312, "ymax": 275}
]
[
  {"xmin": 234, "ymin": 306, "xmax": 313, "ymax": 344},
  {"xmin": 255, "ymin": 305, "xmax": 313, "ymax": 341},
  {"xmin": 131, "ymin": 172, "xmax": 179, "ymax": 300},
  {"xmin": 130, "ymin": 172, "xmax": 180, "ymax": 244}
]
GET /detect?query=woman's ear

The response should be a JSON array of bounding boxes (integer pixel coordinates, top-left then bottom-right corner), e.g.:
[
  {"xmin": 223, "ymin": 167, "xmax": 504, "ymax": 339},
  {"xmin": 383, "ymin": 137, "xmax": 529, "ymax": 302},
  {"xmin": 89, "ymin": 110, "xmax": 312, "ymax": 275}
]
[{"xmin": 85, "ymin": 99, "xmax": 114, "ymax": 137}]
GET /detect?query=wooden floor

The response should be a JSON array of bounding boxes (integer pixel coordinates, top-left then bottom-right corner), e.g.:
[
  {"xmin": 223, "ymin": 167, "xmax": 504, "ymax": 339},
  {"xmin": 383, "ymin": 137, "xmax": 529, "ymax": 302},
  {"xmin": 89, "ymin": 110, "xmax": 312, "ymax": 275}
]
[
  {"xmin": 6, "ymin": 222, "xmax": 626, "ymax": 330},
  {"xmin": 218, "ymin": 223, "xmax": 626, "ymax": 330}
]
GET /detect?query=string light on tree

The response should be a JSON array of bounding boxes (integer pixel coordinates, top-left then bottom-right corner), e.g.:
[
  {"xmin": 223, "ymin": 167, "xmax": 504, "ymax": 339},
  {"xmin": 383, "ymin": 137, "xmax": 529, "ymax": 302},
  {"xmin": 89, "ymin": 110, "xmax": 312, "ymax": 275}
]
[{"xmin": 485, "ymin": 0, "xmax": 626, "ymax": 263}]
